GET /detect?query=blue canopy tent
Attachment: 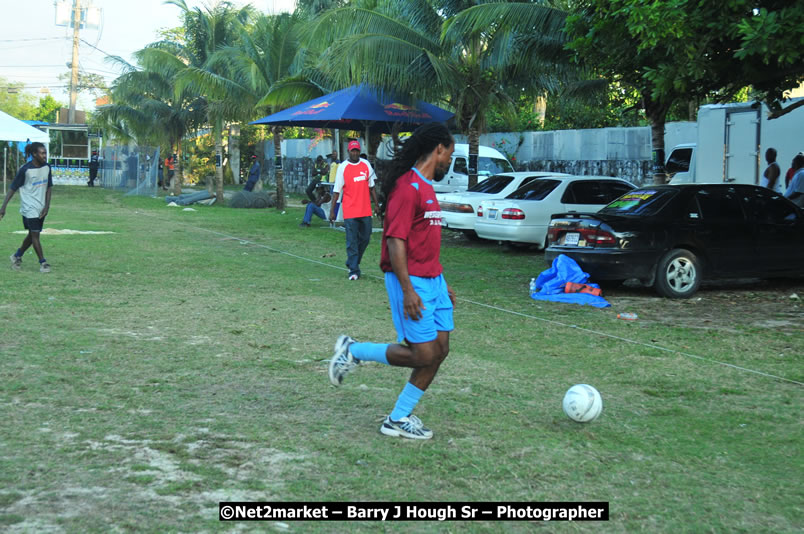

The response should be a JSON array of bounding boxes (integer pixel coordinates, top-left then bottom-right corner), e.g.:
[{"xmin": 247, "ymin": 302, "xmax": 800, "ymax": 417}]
[
  {"xmin": 249, "ymin": 85, "xmax": 454, "ymax": 159},
  {"xmin": 251, "ymin": 85, "xmax": 453, "ymax": 132}
]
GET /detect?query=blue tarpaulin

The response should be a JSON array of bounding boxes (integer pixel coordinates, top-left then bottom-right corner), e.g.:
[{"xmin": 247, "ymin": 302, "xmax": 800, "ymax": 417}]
[{"xmin": 531, "ymin": 254, "xmax": 611, "ymax": 308}]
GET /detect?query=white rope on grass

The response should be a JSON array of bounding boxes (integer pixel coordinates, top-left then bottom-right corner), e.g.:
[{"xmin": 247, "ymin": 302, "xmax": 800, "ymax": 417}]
[
  {"xmin": 460, "ymin": 297, "xmax": 804, "ymax": 387},
  {"xmin": 193, "ymin": 226, "xmax": 803, "ymax": 387}
]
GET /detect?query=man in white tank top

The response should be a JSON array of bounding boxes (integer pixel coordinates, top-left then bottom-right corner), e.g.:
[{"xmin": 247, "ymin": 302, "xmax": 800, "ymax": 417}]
[{"xmin": 761, "ymin": 147, "xmax": 782, "ymax": 193}]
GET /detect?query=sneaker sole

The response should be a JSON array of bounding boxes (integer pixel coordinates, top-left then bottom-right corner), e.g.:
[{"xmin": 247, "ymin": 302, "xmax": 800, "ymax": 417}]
[
  {"xmin": 380, "ymin": 424, "xmax": 433, "ymax": 440},
  {"xmin": 328, "ymin": 335, "xmax": 351, "ymax": 386}
]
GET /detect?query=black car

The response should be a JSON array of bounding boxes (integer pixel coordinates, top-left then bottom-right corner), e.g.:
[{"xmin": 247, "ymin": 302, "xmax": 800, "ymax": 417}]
[{"xmin": 544, "ymin": 184, "xmax": 804, "ymax": 298}]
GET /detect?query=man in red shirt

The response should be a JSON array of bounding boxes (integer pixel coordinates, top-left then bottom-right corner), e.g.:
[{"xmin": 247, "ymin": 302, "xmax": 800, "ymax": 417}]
[
  {"xmin": 327, "ymin": 123, "xmax": 456, "ymax": 440},
  {"xmin": 329, "ymin": 140, "xmax": 380, "ymax": 280},
  {"xmin": 164, "ymin": 154, "xmax": 175, "ymax": 191}
]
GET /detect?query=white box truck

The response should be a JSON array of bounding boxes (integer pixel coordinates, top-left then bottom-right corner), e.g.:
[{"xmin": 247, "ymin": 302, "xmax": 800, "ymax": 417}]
[{"xmin": 667, "ymin": 97, "xmax": 803, "ymax": 185}]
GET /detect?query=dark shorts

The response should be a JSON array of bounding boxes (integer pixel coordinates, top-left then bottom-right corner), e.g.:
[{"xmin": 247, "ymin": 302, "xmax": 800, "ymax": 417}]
[{"xmin": 22, "ymin": 216, "xmax": 45, "ymax": 233}]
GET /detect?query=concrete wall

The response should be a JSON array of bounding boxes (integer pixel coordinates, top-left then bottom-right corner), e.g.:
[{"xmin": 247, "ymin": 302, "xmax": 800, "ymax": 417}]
[{"xmin": 266, "ymin": 123, "xmax": 698, "ymax": 192}]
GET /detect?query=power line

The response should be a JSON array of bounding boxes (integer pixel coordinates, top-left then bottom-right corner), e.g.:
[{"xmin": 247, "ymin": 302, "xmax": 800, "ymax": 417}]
[
  {"xmin": 0, "ymin": 37, "xmax": 67, "ymax": 43},
  {"xmin": 80, "ymin": 38, "xmax": 117, "ymax": 58}
]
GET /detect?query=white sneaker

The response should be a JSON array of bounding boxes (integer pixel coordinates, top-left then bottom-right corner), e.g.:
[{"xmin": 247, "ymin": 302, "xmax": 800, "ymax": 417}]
[
  {"xmin": 348, "ymin": 273, "xmax": 359, "ymax": 281},
  {"xmin": 39, "ymin": 262, "xmax": 51, "ymax": 273},
  {"xmin": 328, "ymin": 335, "xmax": 358, "ymax": 386},
  {"xmin": 380, "ymin": 415, "xmax": 433, "ymax": 440},
  {"xmin": 10, "ymin": 254, "xmax": 21, "ymax": 271}
]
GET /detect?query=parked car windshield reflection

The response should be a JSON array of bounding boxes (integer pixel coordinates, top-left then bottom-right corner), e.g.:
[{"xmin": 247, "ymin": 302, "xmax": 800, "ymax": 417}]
[
  {"xmin": 599, "ymin": 188, "xmax": 678, "ymax": 216},
  {"xmin": 506, "ymin": 179, "xmax": 561, "ymax": 201},
  {"xmin": 478, "ymin": 157, "xmax": 514, "ymax": 176},
  {"xmin": 467, "ymin": 175, "xmax": 515, "ymax": 194}
]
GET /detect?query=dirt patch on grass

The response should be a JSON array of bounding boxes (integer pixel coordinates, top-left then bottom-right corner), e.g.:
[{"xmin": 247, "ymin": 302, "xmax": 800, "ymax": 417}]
[{"xmin": 606, "ymin": 278, "xmax": 804, "ymax": 333}]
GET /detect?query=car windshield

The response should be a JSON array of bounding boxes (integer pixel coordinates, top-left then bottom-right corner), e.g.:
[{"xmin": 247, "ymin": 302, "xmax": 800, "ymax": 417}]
[
  {"xmin": 506, "ymin": 179, "xmax": 561, "ymax": 200},
  {"xmin": 599, "ymin": 189, "xmax": 677, "ymax": 216},
  {"xmin": 478, "ymin": 157, "xmax": 513, "ymax": 176},
  {"xmin": 467, "ymin": 175, "xmax": 514, "ymax": 194}
]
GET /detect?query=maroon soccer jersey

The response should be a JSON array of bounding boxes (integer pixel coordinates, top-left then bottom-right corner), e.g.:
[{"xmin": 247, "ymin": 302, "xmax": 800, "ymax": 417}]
[{"xmin": 380, "ymin": 169, "xmax": 444, "ymax": 278}]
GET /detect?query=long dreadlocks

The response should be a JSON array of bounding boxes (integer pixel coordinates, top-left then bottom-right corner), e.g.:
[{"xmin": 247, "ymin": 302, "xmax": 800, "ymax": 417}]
[{"xmin": 380, "ymin": 123, "xmax": 454, "ymax": 216}]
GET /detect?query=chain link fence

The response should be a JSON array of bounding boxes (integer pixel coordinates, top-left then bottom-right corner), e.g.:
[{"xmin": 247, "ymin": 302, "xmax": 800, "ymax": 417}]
[{"xmin": 99, "ymin": 145, "xmax": 161, "ymax": 197}]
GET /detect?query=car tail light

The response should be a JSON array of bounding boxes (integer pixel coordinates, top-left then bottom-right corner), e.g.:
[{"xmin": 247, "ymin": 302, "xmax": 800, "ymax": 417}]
[
  {"xmin": 546, "ymin": 226, "xmax": 560, "ymax": 244},
  {"xmin": 547, "ymin": 226, "xmax": 617, "ymax": 247},
  {"xmin": 441, "ymin": 202, "xmax": 474, "ymax": 213},
  {"xmin": 501, "ymin": 208, "xmax": 525, "ymax": 220},
  {"xmin": 582, "ymin": 229, "xmax": 616, "ymax": 245},
  {"xmin": 477, "ymin": 205, "xmax": 484, "ymax": 217}
]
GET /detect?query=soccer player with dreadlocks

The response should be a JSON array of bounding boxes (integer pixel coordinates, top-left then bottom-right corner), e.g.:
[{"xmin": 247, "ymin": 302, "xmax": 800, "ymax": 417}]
[{"xmin": 327, "ymin": 123, "xmax": 456, "ymax": 440}]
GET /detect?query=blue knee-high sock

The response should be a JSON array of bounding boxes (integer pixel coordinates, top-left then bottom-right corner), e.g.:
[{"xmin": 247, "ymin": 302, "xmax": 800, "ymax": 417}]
[
  {"xmin": 390, "ymin": 382, "xmax": 425, "ymax": 421},
  {"xmin": 349, "ymin": 342, "xmax": 389, "ymax": 365}
]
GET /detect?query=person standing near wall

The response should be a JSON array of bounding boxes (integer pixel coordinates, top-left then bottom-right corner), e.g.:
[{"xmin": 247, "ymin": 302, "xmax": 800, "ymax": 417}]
[
  {"xmin": 164, "ymin": 154, "xmax": 175, "ymax": 191},
  {"xmin": 244, "ymin": 155, "xmax": 261, "ymax": 192},
  {"xmin": 761, "ymin": 148, "xmax": 782, "ymax": 193},
  {"xmin": 88, "ymin": 151, "xmax": 99, "ymax": 187},
  {"xmin": 329, "ymin": 140, "xmax": 379, "ymax": 280},
  {"xmin": 784, "ymin": 153, "xmax": 804, "ymax": 208}
]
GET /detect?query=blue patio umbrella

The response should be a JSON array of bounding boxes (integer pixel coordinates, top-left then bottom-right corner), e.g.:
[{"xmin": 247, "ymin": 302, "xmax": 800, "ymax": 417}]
[{"xmin": 250, "ymin": 85, "xmax": 453, "ymax": 134}]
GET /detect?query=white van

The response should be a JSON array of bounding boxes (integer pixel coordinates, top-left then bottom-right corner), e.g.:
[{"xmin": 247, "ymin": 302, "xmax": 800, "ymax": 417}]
[{"xmin": 433, "ymin": 144, "xmax": 514, "ymax": 193}]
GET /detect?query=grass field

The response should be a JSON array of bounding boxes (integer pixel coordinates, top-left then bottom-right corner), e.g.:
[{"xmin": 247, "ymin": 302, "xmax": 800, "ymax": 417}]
[{"xmin": 0, "ymin": 186, "xmax": 801, "ymax": 533}]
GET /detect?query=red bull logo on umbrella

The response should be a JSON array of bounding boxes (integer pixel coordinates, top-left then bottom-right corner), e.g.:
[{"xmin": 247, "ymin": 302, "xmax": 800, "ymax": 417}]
[
  {"xmin": 292, "ymin": 101, "xmax": 331, "ymax": 116},
  {"xmin": 383, "ymin": 103, "xmax": 431, "ymax": 119}
]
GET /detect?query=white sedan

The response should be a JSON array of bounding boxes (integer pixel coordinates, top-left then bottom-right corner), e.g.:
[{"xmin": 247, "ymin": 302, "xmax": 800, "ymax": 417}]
[
  {"xmin": 437, "ymin": 172, "xmax": 569, "ymax": 238},
  {"xmin": 475, "ymin": 175, "xmax": 636, "ymax": 248}
]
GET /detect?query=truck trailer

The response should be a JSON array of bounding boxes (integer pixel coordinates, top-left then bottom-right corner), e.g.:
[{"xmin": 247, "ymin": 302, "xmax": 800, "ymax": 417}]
[{"xmin": 667, "ymin": 98, "xmax": 803, "ymax": 186}]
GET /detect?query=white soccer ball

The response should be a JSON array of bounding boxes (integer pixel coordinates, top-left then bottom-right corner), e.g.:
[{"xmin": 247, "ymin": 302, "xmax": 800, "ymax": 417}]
[{"xmin": 562, "ymin": 384, "xmax": 603, "ymax": 423}]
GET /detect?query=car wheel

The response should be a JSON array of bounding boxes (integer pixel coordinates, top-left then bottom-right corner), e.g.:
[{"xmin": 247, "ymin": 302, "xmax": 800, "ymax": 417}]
[{"xmin": 654, "ymin": 248, "xmax": 701, "ymax": 298}]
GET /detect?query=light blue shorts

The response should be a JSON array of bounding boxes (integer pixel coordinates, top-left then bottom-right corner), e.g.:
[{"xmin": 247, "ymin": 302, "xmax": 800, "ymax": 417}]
[{"xmin": 385, "ymin": 272, "xmax": 454, "ymax": 344}]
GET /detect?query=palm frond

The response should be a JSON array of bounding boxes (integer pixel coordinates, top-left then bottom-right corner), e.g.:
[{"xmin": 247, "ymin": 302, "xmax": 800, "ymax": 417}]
[
  {"xmin": 305, "ymin": 7, "xmax": 439, "ymax": 55},
  {"xmin": 255, "ymin": 78, "xmax": 326, "ymax": 110},
  {"xmin": 443, "ymin": 2, "xmax": 568, "ymax": 48}
]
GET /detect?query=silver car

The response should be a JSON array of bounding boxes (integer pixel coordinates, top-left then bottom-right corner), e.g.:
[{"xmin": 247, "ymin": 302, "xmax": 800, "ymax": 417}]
[
  {"xmin": 437, "ymin": 172, "xmax": 569, "ymax": 239},
  {"xmin": 475, "ymin": 175, "xmax": 636, "ymax": 248}
]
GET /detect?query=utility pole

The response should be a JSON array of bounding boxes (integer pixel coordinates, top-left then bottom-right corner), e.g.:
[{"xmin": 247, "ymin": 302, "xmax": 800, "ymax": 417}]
[{"xmin": 68, "ymin": 0, "xmax": 81, "ymax": 124}]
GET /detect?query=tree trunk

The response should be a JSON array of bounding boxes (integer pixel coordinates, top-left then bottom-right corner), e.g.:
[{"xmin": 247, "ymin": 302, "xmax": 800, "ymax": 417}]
[
  {"xmin": 215, "ymin": 116, "xmax": 224, "ymax": 201},
  {"xmin": 467, "ymin": 126, "xmax": 480, "ymax": 189},
  {"xmin": 644, "ymin": 95, "xmax": 671, "ymax": 185},
  {"xmin": 174, "ymin": 141, "xmax": 184, "ymax": 196},
  {"xmin": 230, "ymin": 124, "xmax": 240, "ymax": 184},
  {"xmin": 272, "ymin": 126, "xmax": 285, "ymax": 210},
  {"xmin": 534, "ymin": 92, "xmax": 547, "ymax": 128}
]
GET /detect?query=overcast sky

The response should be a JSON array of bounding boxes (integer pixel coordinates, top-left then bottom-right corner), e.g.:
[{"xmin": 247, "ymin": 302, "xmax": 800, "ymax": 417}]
[{"xmin": 0, "ymin": 0, "xmax": 296, "ymax": 111}]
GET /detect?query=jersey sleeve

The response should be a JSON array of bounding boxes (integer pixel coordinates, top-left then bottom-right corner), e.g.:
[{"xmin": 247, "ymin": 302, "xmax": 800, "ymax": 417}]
[
  {"xmin": 10, "ymin": 166, "xmax": 26, "ymax": 190},
  {"xmin": 384, "ymin": 182, "xmax": 417, "ymax": 240},
  {"xmin": 333, "ymin": 163, "xmax": 346, "ymax": 195}
]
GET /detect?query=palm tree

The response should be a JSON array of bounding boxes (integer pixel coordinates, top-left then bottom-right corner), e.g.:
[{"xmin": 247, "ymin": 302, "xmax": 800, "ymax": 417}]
[
  {"xmin": 167, "ymin": 0, "xmax": 254, "ymax": 201},
  {"xmin": 208, "ymin": 12, "xmax": 325, "ymax": 210},
  {"xmin": 308, "ymin": 0, "xmax": 571, "ymax": 187}
]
